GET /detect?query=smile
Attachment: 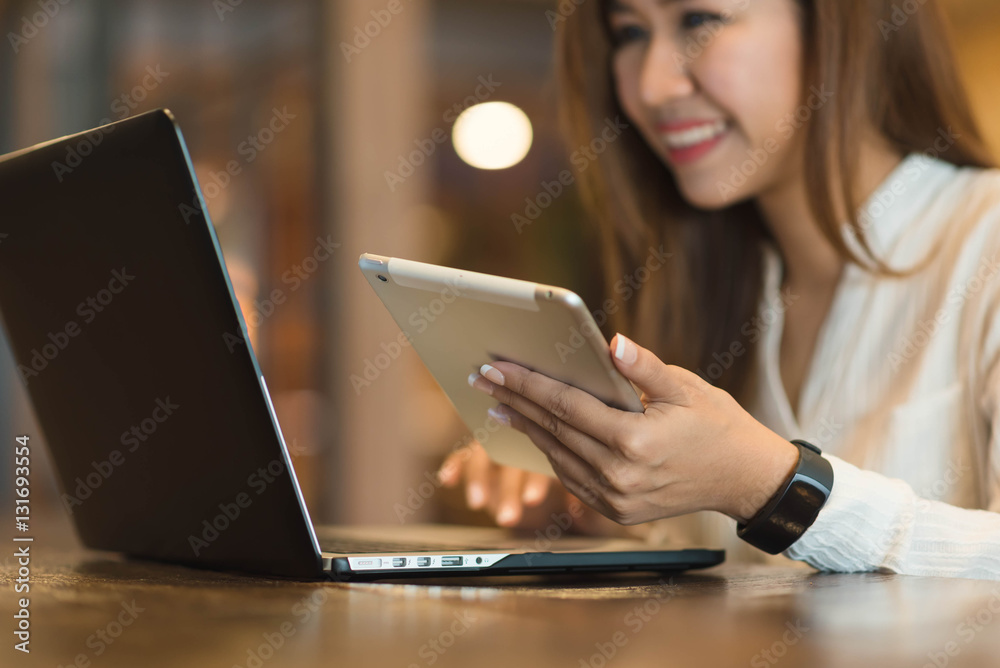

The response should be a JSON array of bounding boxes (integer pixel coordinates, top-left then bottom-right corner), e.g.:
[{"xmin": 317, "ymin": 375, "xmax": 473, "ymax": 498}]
[
  {"xmin": 662, "ymin": 120, "xmax": 728, "ymax": 149},
  {"xmin": 659, "ymin": 119, "xmax": 730, "ymax": 165}
]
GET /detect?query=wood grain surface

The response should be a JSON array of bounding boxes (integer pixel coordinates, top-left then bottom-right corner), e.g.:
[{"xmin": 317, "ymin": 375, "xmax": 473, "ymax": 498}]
[{"xmin": 4, "ymin": 535, "xmax": 1000, "ymax": 668}]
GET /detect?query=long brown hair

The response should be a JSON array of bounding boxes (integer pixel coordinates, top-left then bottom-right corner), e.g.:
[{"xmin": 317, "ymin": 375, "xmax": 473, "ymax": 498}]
[{"xmin": 556, "ymin": 0, "xmax": 994, "ymax": 402}]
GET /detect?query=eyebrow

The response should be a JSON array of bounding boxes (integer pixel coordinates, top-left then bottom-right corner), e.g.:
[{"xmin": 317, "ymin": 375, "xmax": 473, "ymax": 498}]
[{"xmin": 606, "ymin": 0, "xmax": 684, "ymax": 15}]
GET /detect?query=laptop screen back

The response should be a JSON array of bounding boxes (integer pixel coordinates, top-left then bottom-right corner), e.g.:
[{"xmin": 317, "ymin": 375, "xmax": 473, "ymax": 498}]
[{"xmin": 0, "ymin": 110, "xmax": 322, "ymax": 578}]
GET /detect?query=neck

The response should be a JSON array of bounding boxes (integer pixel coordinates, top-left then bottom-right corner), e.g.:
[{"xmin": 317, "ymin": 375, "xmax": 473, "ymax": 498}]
[{"xmin": 754, "ymin": 143, "xmax": 903, "ymax": 292}]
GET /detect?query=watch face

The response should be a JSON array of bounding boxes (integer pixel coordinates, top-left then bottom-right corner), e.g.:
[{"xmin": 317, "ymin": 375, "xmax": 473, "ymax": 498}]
[
  {"xmin": 784, "ymin": 477, "xmax": 829, "ymax": 532},
  {"xmin": 737, "ymin": 444, "xmax": 833, "ymax": 554}
]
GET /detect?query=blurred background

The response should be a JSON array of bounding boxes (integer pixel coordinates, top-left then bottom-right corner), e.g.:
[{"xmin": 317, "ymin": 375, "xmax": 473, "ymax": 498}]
[{"xmin": 1, "ymin": 0, "xmax": 999, "ymax": 543}]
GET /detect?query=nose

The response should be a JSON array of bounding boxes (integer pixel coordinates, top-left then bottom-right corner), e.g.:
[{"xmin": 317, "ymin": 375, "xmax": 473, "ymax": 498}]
[{"xmin": 639, "ymin": 38, "xmax": 695, "ymax": 107}]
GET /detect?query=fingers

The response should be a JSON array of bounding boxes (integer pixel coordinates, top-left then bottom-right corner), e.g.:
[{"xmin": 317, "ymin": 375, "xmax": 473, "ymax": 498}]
[
  {"xmin": 522, "ymin": 472, "xmax": 551, "ymax": 507},
  {"xmin": 609, "ymin": 333, "xmax": 705, "ymax": 406},
  {"xmin": 464, "ymin": 442, "xmax": 491, "ymax": 510},
  {"xmin": 435, "ymin": 439, "xmax": 560, "ymax": 529},
  {"xmin": 503, "ymin": 405, "xmax": 612, "ymax": 514},
  {"xmin": 485, "ymin": 388, "xmax": 618, "ymax": 473},
  {"xmin": 436, "ymin": 441, "xmax": 532, "ymax": 525},
  {"xmin": 438, "ymin": 443, "xmax": 491, "ymax": 509},
  {"xmin": 437, "ymin": 448, "xmax": 466, "ymax": 487},
  {"xmin": 472, "ymin": 362, "xmax": 635, "ymax": 447},
  {"xmin": 563, "ymin": 490, "xmax": 631, "ymax": 537},
  {"xmin": 494, "ymin": 466, "xmax": 525, "ymax": 526}
]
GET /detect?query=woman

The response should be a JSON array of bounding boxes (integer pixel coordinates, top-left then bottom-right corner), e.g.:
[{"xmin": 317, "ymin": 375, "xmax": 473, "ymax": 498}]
[{"xmin": 439, "ymin": 0, "xmax": 1000, "ymax": 579}]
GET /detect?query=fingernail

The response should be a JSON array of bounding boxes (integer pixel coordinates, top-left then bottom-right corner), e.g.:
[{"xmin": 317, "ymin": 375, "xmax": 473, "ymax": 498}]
[
  {"xmin": 613, "ymin": 333, "xmax": 638, "ymax": 364},
  {"xmin": 468, "ymin": 484, "xmax": 485, "ymax": 509},
  {"xmin": 437, "ymin": 464, "xmax": 456, "ymax": 485},
  {"xmin": 480, "ymin": 364, "xmax": 505, "ymax": 386},
  {"xmin": 522, "ymin": 484, "xmax": 545, "ymax": 505},
  {"xmin": 487, "ymin": 406, "xmax": 510, "ymax": 426},
  {"xmin": 496, "ymin": 504, "xmax": 518, "ymax": 526},
  {"xmin": 468, "ymin": 372, "xmax": 493, "ymax": 396}
]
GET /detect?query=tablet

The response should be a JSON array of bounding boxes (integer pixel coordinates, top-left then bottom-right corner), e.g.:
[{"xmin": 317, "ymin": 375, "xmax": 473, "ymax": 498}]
[{"xmin": 358, "ymin": 253, "xmax": 644, "ymax": 476}]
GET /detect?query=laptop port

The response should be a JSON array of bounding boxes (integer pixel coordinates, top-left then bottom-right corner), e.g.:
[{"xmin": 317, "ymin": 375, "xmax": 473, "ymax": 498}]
[
  {"xmin": 392, "ymin": 558, "xmax": 407, "ymax": 567},
  {"xmin": 441, "ymin": 556, "xmax": 463, "ymax": 567},
  {"xmin": 416, "ymin": 557, "xmax": 432, "ymax": 567}
]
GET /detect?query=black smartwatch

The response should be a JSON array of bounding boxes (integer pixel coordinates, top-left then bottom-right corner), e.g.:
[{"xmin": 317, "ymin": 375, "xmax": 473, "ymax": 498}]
[{"xmin": 736, "ymin": 439, "xmax": 834, "ymax": 555}]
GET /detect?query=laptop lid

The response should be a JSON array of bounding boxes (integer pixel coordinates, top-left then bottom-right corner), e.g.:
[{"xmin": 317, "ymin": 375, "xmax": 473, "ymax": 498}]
[{"xmin": 0, "ymin": 110, "xmax": 324, "ymax": 579}]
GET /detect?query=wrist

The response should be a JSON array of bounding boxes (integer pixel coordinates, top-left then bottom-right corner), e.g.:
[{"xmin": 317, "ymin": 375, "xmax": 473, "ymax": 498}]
[
  {"xmin": 735, "ymin": 439, "xmax": 835, "ymax": 554},
  {"xmin": 721, "ymin": 432, "xmax": 799, "ymax": 524}
]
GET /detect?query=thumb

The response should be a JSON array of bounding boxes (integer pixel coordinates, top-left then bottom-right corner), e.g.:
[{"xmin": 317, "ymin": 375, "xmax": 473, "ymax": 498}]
[{"xmin": 610, "ymin": 333, "xmax": 699, "ymax": 405}]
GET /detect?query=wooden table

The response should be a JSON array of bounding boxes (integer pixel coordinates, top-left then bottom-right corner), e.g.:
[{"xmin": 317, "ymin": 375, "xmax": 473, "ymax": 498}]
[{"xmin": 4, "ymin": 534, "xmax": 1000, "ymax": 668}]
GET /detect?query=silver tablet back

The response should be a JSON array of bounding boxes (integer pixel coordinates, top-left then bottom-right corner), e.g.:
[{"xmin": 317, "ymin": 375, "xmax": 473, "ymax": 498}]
[{"xmin": 358, "ymin": 253, "xmax": 643, "ymax": 475}]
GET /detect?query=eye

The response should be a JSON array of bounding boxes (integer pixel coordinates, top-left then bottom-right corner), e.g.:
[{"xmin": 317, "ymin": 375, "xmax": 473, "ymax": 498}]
[
  {"xmin": 608, "ymin": 23, "xmax": 648, "ymax": 49},
  {"xmin": 680, "ymin": 11, "xmax": 725, "ymax": 30}
]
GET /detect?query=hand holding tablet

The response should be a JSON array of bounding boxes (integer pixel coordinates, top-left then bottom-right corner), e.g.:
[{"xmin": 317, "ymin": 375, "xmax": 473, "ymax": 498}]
[
  {"xmin": 360, "ymin": 253, "xmax": 799, "ymax": 531},
  {"xmin": 359, "ymin": 253, "xmax": 644, "ymax": 477}
]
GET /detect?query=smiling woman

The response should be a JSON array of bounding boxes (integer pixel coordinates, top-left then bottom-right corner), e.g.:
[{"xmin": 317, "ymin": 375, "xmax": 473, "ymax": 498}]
[{"xmin": 439, "ymin": 0, "xmax": 1000, "ymax": 581}]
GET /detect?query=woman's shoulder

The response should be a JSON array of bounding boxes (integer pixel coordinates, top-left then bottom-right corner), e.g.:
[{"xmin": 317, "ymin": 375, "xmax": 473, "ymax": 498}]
[
  {"xmin": 947, "ymin": 160, "xmax": 1000, "ymax": 251},
  {"xmin": 901, "ymin": 156, "xmax": 1000, "ymax": 259},
  {"xmin": 953, "ymin": 157, "xmax": 1000, "ymax": 196}
]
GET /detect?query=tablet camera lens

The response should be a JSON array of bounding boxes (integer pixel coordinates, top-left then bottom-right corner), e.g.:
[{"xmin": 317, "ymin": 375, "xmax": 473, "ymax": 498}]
[
  {"xmin": 546, "ymin": 290, "xmax": 553, "ymax": 298},
  {"xmin": 377, "ymin": 274, "xmax": 388, "ymax": 282}
]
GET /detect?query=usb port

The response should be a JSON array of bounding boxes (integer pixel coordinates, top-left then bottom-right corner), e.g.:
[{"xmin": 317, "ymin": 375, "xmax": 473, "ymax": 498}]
[
  {"xmin": 392, "ymin": 558, "xmax": 407, "ymax": 567},
  {"xmin": 441, "ymin": 556, "xmax": 463, "ymax": 567},
  {"xmin": 416, "ymin": 557, "xmax": 432, "ymax": 567}
]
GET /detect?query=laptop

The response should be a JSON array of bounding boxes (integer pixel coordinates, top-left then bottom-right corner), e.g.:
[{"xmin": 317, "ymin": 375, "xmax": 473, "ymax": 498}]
[{"xmin": 0, "ymin": 109, "xmax": 724, "ymax": 581}]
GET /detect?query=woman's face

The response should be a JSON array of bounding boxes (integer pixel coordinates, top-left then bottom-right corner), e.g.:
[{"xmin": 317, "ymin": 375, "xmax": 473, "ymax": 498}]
[{"xmin": 607, "ymin": 0, "xmax": 806, "ymax": 209}]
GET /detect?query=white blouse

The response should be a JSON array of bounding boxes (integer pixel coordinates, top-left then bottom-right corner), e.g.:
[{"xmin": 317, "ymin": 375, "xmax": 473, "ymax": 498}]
[{"xmin": 641, "ymin": 153, "xmax": 1000, "ymax": 580}]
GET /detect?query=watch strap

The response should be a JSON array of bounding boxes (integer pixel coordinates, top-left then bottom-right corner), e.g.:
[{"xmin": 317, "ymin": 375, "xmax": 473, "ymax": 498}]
[{"xmin": 736, "ymin": 439, "xmax": 834, "ymax": 555}]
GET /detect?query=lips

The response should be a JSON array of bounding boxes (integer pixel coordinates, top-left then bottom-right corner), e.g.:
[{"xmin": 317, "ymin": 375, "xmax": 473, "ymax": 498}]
[
  {"xmin": 657, "ymin": 119, "xmax": 730, "ymax": 165},
  {"xmin": 659, "ymin": 119, "xmax": 728, "ymax": 149}
]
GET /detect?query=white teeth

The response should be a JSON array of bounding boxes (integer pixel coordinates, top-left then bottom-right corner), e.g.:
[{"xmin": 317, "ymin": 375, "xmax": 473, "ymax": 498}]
[{"xmin": 663, "ymin": 120, "xmax": 728, "ymax": 149}]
